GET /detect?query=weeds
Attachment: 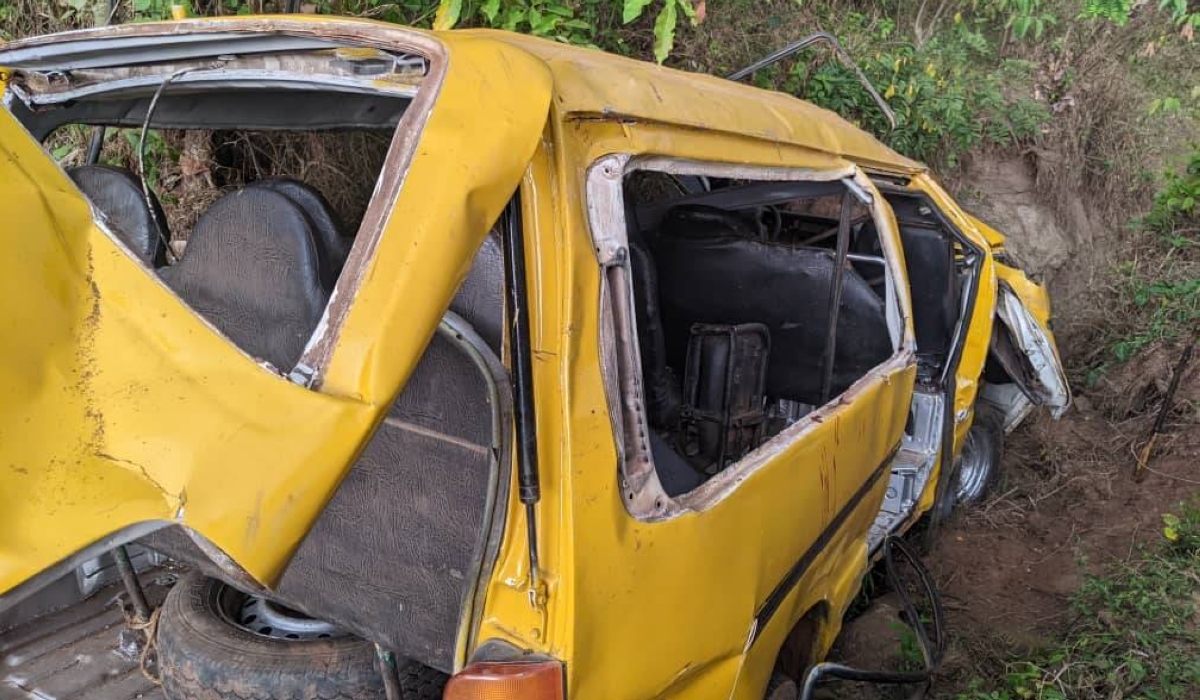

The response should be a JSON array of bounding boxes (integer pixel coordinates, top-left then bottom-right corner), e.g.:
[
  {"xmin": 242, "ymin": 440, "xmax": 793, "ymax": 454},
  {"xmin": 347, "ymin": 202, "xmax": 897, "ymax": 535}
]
[
  {"xmin": 1081, "ymin": 149, "xmax": 1200, "ymax": 383},
  {"xmin": 783, "ymin": 12, "xmax": 1047, "ymax": 166},
  {"xmin": 956, "ymin": 502, "xmax": 1200, "ymax": 700},
  {"xmin": 1145, "ymin": 148, "xmax": 1200, "ymax": 246}
]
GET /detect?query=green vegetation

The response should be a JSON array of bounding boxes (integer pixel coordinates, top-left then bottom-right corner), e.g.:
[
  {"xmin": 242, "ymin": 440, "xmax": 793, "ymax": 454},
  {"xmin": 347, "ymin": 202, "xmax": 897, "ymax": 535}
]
[
  {"xmin": 779, "ymin": 11, "xmax": 1047, "ymax": 165},
  {"xmin": 1087, "ymin": 150, "xmax": 1199, "ymax": 382},
  {"xmin": 956, "ymin": 503, "xmax": 1200, "ymax": 700},
  {"xmin": 1146, "ymin": 148, "xmax": 1200, "ymax": 244}
]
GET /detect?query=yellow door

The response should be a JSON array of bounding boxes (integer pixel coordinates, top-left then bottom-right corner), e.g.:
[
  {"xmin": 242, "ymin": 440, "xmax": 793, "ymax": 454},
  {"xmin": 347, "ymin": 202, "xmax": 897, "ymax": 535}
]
[{"xmin": 473, "ymin": 121, "xmax": 917, "ymax": 700}]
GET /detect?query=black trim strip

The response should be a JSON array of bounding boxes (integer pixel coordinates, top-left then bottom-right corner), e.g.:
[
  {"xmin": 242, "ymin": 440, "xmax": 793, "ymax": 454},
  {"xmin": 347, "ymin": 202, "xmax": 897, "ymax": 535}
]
[{"xmin": 750, "ymin": 446, "xmax": 899, "ymax": 643}]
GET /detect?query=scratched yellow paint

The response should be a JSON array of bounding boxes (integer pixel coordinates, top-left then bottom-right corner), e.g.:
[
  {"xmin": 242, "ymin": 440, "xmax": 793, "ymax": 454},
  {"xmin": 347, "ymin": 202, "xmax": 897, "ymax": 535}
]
[
  {"xmin": 0, "ymin": 109, "xmax": 372, "ymax": 593},
  {"xmin": 1, "ymin": 19, "xmax": 1063, "ymax": 700}
]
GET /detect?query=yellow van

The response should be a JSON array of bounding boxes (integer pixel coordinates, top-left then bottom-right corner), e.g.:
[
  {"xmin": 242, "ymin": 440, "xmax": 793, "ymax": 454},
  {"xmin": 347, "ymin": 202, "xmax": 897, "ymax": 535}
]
[{"xmin": 0, "ymin": 17, "xmax": 1069, "ymax": 700}]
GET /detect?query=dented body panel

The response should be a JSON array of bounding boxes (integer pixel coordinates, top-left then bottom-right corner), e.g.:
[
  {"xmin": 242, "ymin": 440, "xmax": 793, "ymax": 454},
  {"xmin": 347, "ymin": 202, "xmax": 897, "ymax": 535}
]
[
  {"xmin": 0, "ymin": 17, "xmax": 1067, "ymax": 700},
  {"xmin": 0, "ymin": 20, "xmax": 551, "ymax": 601}
]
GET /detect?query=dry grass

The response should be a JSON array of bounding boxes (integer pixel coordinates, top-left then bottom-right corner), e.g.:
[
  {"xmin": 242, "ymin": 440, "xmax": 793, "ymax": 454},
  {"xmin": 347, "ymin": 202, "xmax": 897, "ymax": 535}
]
[
  {"xmin": 48, "ymin": 126, "xmax": 393, "ymax": 239},
  {"xmin": 0, "ymin": 0, "xmax": 88, "ymax": 40},
  {"xmin": 208, "ymin": 130, "xmax": 392, "ymax": 233}
]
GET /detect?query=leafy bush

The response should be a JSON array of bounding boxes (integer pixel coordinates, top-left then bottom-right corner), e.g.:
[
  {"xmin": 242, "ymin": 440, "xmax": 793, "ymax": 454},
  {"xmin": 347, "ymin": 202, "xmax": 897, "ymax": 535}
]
[
  {"xmin": 783, "ymin": 14, "xmax": 1048, "ymax": 166},
  {"xmin": 1145, "ymin": 147, "xmax": 1200, "ymax": 243},
  {"xmin": 432, "ymin": 0, "xmax": 600, "ymax": 45},
  {"xmin": 1086, "ymin": 150, "xmax": 1199, "ymax": 380}
]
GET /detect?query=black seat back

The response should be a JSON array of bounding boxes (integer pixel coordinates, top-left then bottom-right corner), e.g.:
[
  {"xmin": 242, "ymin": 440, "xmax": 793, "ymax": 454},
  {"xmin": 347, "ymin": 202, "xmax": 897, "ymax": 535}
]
[
  {"xmin": 247, "ymin": 179, "xmax": 351, "ymax": 289},
  {"xmin": 159, "ymin": 188, "xmax": 328, "ymax": 370},
  {"xmin": 653, "ymin": 205, "xmax": 893, "ymax": 404},
  {"xmin": 68, "ymin": 165, "xmax": 168, "ymax": 266}
]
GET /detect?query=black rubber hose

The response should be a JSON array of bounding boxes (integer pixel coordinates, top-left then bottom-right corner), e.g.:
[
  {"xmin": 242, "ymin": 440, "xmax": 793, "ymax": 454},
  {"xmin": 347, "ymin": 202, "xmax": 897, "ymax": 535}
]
[{"xmin": 798, "ymin": 536, "xmax": 946, "ymax": 700}]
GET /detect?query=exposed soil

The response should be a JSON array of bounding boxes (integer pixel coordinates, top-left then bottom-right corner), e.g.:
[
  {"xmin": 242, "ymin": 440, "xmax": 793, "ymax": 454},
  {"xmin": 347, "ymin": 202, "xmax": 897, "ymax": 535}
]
[
  {"xmin": 930, "ymin": 412, "xmax": 1198, "ymax": 683},
  {"xmin": 830, "ymin": 391, "xmax": 1199, "ymax": 697}
]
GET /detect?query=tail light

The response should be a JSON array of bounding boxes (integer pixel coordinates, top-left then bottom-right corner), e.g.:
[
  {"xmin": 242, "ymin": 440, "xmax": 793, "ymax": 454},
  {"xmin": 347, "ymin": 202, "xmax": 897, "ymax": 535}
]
[{"xmin": 442, "ymin": 659, "xmax": 565, "ymax": 700}]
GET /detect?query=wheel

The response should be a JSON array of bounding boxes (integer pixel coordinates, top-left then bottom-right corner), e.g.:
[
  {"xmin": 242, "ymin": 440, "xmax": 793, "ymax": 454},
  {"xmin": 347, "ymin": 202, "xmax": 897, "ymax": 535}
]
[
  {"xmin": 156, "ymin": 573, "xmax": 446, "ymax": 700},
  {"xmin": 952, "ymin": 404, "xmax": 1004, "ymax": 506}
]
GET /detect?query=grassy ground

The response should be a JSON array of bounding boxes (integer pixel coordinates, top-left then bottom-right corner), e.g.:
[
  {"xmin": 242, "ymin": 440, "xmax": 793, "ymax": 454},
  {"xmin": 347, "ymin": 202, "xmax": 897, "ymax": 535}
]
[{"xmin": 945, "ymin": 501, "xmax": 1200, "ymax": 700}]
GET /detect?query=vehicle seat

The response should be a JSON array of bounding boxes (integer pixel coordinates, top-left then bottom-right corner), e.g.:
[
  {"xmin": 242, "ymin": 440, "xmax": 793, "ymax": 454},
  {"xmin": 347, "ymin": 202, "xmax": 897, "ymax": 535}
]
[
  {"xmin": 246, "ymin": 179, "xmax": 351, "ymax": 289},
  {"xmin": 653, "ymin": 204, "xmax": 893, "ymax": 404},
  {"xmin": 159, "ymin": 188, "xmax": 329, "ymax": 370},
  {"xmin": 629, "ymin": 235, "xmax": 682, "ymax": 430},
  {"xmin": 68, "ymin": 165, "xmax": 168, "ymax": 266}
]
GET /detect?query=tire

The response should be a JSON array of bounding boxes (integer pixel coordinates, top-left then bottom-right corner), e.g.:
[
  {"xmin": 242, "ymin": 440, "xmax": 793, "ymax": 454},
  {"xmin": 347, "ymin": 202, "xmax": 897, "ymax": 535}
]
[
  {"xmin": 952, "ymin": 403, "xmax": 1004, "ymax": 507},
  {"xmin": 157, "ymin": 574, "xmax": 445, "ymax": 700}
]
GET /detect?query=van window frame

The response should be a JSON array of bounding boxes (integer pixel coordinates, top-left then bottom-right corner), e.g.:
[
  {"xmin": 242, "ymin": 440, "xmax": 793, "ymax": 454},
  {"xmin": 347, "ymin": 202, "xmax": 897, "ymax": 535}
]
[{"xmin": 586, "ymin": 153, "xmax": 915, "ymax": 521}]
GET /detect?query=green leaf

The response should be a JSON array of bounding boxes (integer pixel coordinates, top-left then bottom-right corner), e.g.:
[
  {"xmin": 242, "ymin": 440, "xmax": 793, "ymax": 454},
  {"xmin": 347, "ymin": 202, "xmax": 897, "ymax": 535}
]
[
  {"xmin": 480, "ymin": 0, "xmax": 501, "ymax": 24},
  {"xmin": 432, "ymin": 0, "xmax": 462, "ymax": 30},
  {"xmin": 622, "ymin": 0, "xmax": 655, "ymax": 24},
  {"xmin": 652, "ymin": 0, "xmax": 677, "ymax": 63},
  {"xmin": 676, "ymin": 0, "xmax": 697, "ymax": 25}
]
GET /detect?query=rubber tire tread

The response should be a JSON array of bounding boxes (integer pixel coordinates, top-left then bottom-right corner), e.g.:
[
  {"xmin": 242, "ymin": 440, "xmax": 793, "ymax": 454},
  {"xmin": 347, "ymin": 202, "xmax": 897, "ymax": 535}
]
[{"xmin": 157, "ymin": 573, "xmax": 446, "ymax": 700}]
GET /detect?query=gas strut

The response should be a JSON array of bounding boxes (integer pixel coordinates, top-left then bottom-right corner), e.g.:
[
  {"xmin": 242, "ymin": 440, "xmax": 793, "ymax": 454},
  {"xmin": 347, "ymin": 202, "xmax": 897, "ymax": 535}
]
[{"xmin": 502, "ymin": 195, "xmax": 544, "ymax": 593}]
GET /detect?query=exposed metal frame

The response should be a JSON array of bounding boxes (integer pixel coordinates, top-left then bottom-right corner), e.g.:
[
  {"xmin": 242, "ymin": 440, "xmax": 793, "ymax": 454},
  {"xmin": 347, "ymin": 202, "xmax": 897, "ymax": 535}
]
[
  {"xmin": 0, "ymin": 522, "xmax": 170, "ymax": 614},
  {"xmin": 10, "ymin": 71, "xmax": 418, "ymax": 108},
  {"xmin": 870, "ymin": 182, "xmax": 986, "ymax": 532}
]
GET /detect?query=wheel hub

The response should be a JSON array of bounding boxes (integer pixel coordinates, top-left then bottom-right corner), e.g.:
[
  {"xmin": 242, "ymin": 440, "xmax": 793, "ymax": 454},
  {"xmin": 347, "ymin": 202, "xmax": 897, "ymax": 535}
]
[
  {"xmin": 233, "ymin": 594, "xmax": 346, "ymax": 640},
  {"xmin": 954, "ymin": 425, "xmax": 992, "ymax": 504}
]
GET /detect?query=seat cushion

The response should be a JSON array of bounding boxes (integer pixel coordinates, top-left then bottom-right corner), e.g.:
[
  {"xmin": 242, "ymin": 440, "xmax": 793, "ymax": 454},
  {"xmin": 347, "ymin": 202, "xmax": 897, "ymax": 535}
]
[
  {"xmin": 159, "ymin": 188, "xmax": 328, "ymax": 370},
  {"xmin": 68, "ymin": 165, "xmax": 168, "ymax": 266},
  {"xmin": 247, "ymin": 179, "xmax": 351, "ymax": 289}
]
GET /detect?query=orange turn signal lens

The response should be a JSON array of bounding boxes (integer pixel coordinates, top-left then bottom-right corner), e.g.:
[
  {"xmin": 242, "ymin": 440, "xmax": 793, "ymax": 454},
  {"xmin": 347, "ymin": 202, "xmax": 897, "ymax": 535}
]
[{"xmin": 443, "ymin": 659, "xmax": 565, "ymax": 700}]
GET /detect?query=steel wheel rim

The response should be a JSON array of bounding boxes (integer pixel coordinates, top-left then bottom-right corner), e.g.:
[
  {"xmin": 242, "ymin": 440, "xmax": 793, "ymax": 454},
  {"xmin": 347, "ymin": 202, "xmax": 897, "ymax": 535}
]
[
  {"xmin": 955, "ymin": 425, "xmax": 993, "ymax": 504},
  {"xmin": 224, "ymin": 590, "xmax": 347, "ymax": 640}
]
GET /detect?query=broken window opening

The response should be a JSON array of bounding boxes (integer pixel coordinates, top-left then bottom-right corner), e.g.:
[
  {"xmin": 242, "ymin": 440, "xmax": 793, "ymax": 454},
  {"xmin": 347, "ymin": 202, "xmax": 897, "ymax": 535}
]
[
  {"xmin": 592, "ymin": 158, "xmax": 906, "ymax": 514},
  {"xmin": 7, "ymin": 40, "xmax": 428, "ymax": 379},
  {"xmin": 871, "ymin": 185, "xmax": 984, "ymax": 389}
]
